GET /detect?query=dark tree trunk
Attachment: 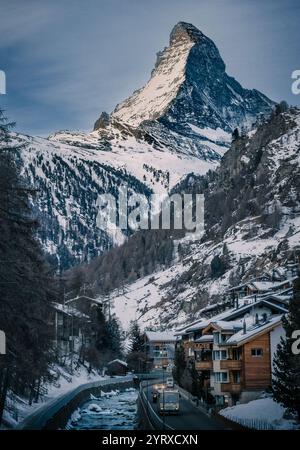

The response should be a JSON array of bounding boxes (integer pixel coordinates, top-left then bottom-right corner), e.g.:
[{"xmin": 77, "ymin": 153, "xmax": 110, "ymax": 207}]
[{"xmin": 0, "ymin": 367, "xmax": 10, "ymax": 426}]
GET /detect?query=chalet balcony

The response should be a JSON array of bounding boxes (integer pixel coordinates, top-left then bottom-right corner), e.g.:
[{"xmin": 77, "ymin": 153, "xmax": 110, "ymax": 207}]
[
  {"xmin": 195, "ymin": 360, "xmax": 213, "ymax": 371},
  {"xmin": 220, "ymin": 359, "xmax": 242, "ymax": 370},
  {"xmin": 221, "ymin": 382, "xmax": 242, "ymax": 394}
]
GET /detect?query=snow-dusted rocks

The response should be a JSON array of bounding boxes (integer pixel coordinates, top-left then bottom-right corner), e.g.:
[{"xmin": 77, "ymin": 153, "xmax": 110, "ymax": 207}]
[{"xmin": 111, "ymin": 22, "xmax": 274, "ymax": 158}]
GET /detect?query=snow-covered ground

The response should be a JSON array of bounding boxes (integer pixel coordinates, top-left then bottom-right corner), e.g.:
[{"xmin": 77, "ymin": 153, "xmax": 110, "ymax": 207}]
[
  {"xmin": 220, "ymin": 396, "xmax": 299, "ymax": 430},
  {"xmin": 1, "ymin": 362, "xmax": 108, "ymax": 429}
]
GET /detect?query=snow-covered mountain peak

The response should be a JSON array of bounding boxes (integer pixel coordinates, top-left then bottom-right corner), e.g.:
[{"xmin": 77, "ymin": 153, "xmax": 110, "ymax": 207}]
[
  {"xmin": 169, "ymin": 21, "xmax": 204, "ymax": 45},
  {"xmin": 110, "ymin": 22, "xmax": 274, "ymax": 135},
  {"xmin": 111, "ymin": 24, "xmax": 194, "ymax": 128}
]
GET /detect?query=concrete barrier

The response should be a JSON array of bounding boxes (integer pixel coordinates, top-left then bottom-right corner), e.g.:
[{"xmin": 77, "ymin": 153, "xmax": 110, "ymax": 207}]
[{"xmin": 18, "ymin": 375, "xmax": 134, "ymax": 430}]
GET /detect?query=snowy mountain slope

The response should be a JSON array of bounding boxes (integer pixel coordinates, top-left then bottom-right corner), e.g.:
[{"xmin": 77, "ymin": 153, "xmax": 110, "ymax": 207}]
[
  {"xmin": 48, "ymin": 126, "xmax": 217, "ymax": 190},
  {"xmin": 107, "ymin": 212, "xmax": 300, "ymax": 331},
  {"xmin": 90, "ymin": 107, "xmax": 300, "ymax": 331},
  {"xmin": 17, "ymin": 127, "xmax": 214, "ymax": 269}
]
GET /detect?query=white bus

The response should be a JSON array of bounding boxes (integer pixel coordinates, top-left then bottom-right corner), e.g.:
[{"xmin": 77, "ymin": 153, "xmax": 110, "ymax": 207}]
[{"xmin": 158, "ymin": 389, "xmax": 180, "ymax": 415}]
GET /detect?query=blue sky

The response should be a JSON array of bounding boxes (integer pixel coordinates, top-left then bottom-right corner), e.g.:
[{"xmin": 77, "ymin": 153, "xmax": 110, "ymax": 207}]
[{"xmin": 0, "ymin": 0, "xmax": 299, "ymax": 136}]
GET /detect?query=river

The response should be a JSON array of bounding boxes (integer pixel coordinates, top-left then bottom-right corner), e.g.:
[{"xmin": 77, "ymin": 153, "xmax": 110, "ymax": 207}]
[{"xmin": 65, "ymin": 387, "xmax": 138, "ymax": 430}]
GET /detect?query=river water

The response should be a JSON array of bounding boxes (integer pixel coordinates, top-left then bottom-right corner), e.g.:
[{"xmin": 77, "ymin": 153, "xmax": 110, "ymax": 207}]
[{"xmin": 65, "ymin": 388, "xmax": 138, "ymax": 430}]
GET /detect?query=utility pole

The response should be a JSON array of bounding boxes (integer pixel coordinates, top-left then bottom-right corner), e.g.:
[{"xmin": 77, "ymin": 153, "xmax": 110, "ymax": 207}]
[
  {"xmin": 162, "ymin": 367, "xmax": 165, "ymax": 430},
  {"xmin": 106, "ymin": 293, "xmax": 111, "ymax": 322},
  {"xmin": 70, "ymin": 313, "xmax": 74, "ymax": 375}
]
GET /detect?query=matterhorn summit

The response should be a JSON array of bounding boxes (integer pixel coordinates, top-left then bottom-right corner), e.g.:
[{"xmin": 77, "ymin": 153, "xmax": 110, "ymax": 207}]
[{"xmin": 110, "ymin": 21, "xmax": 274, "ymax": 153}]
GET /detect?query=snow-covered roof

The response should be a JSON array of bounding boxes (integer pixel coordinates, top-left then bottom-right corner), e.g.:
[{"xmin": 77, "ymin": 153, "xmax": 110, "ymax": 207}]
[
  {"xmin": 205, "ymin": 320, "xmax": 243, "ymax": 332},
  {"xmin": 249, "ymin": 280, "xmax": 289, "ymax": 292},
  {"xmin": 174, "ymin": 318, "xmax": 203, "ymax": 335},
  {"xmin": 65, "ymin": 295, "xmax": 103, "ymax": 306},
  {"xmin": 224, "ymin": 315, "xmax": 282, "ymax": 346},
  {"xmin": 51, "ymin": 302, "xmax": 89, "ymax": 320},
  {"xmin": 227, "ymin": 283, "xmax": 248, "ymax": 292},
  {"xmin": 177, "ymin": 294, "xmax": 288, "ymax": 336},
  {"xmin": 228, "ymin": 277, "xmax": 295, "ymax": 293},
  {"xmin": 195, "ymin": 334, "xmax": 213, "ymax": 343},
  {"xmin": 107, "ymin": 359, "xmax": 128, "ymax": 367},
  {"xmin": 145, "ymin": 331, "xmax": 176, "ymax": 342},
  {"xmin": 184, "ymin": 320, "xmax": 210, "ymax": 333}
]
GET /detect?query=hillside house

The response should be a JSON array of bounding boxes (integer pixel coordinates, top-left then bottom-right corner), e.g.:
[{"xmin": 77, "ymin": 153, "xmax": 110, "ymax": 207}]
[
  {"xmin": 144, "ymin": 331, "xmax": 176, "ymax": 370},
  {"xmin": 175, "ymin": 289, "xmax": 290, "ymax": 407},
  {"xmin": 106, "ymin": 359, "xmax": 128, "ymax": 376},
  {"xmin": 204, "ymin": 315, "xmax": 283, "ymax": 406},
  {"xmin": 50, "ymin": 302, "xmax": 90, "ymax": 359}
]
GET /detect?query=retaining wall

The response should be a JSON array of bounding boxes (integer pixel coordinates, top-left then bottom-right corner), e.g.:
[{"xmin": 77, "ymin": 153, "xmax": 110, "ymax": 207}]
[{"xmin": 18, "ymin": 375, "xmax": 134, "ymax": 430}]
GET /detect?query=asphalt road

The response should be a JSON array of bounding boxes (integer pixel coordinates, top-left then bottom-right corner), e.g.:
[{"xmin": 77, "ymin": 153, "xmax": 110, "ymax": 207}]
[{"xmin": 141, "ymin": 382, "xmax": 230, "ymax": 430}]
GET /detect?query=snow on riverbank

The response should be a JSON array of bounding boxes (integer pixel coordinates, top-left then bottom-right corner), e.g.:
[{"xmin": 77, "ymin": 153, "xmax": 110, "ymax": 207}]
[
  {"xmin": 1, "ymin": 363, "xmax": 108, "ymax": 429},
  {"xmin": 66, "ymin": 388, "xmax": 138, "ymax": 430},
  {"xmin": 220, "ymin": 396, "xmax": 299, "ymax": 430}
]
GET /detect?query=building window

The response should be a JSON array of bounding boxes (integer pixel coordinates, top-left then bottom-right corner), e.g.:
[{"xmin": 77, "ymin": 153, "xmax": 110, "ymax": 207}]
[
  {"xmin": 232, "ymin": 348, "xmax": 242, "ymax": 360},
  {"xmin": 251, "ymin": 348, "xmax": 263, "ymax": 357},
  {"xmin": 213, "ymin": 350, "xmax": 220, "ymax": 360},
  {"xmin": 220, "ymin": 334, "xmax": 228, "ymax": 344},
  {"xmin": 213, "ymin": 332, "xmax": 220, "ymax": 344},
  {"xmin": 213, "ymin": 350, "xmax": 227, "ymax": 360},
  {"xmin": 232, "ymin": 370, "xmax": 241, "ymax": 383},
  {"xmin": 188, "ymin": 334, "xmax": 194, "ymax": 342},
  {"xmin": 188, "ymin": 348, "xmax": 194, "ymax": 357},
  {"xmin": 214, "ymin": 372, "xmax": 228, "ymax": 383}
]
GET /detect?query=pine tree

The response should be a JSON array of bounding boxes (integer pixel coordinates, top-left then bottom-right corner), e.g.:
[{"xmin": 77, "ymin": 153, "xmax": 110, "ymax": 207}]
[
  {"xmin": 125, "ymin": 321, "xmax": 146, "ymax": 372},
  {"xmin": 189, "ymin": 361, "xmax": 201, "ymax": 397},
  {"xmin": 106, "ymin": 317, "xmax": 123, "ymax": 359},
  {"xmin": 0, "ymin": 110, "xmax": 55, "ymax": 419},
  {"xmin": 128, "ymin": 321, "xmax": 144, "ymax": 353},
  {"xmin": 173, "ymin": 343, "xmax": 186, "ymax": 386},
  {"xmin": 272, "ymin": 276, "xmax": 300, "ymax": 419},
  {"xmin": 232, "ymin": 128, "xmax": 240, "ymax": 140}
]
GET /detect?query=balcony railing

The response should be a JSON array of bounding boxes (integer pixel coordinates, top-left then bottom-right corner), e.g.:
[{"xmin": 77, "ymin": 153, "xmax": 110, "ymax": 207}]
[
  {"xmin": 195, "ymin": 360, "xmax": 213, "ymax": 371},
  {"xmin": 221, "ymin": 382, "xmax": 242, "ymax": 393},
  {"xmin": 220, "ymin": 359, "xmax": 242, "ymax": 370}
]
